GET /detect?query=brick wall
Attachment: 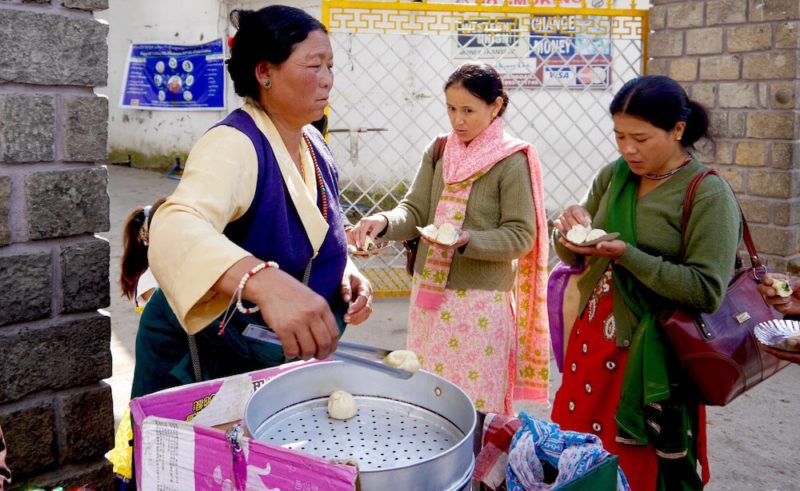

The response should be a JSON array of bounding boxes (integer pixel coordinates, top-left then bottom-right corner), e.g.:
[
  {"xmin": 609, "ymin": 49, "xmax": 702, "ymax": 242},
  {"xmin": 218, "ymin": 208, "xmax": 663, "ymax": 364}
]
[
  {"xmin": 649, "ymin": 0, "xmax": 800, "ymax": 271},
  {"xmin": 0, "ymin": 0, "xmax": 114, "ymax": 488}
]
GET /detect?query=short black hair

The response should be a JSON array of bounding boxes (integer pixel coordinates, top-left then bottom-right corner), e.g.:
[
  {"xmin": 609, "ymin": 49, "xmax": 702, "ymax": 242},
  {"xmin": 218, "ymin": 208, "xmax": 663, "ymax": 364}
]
[
  {"xmin": 444, "ymin": 62, "xmax": 510, "ymax": 117},
  {"xmin": 609, "ymin": 75, "xmax": 710, "ymax": 148},
  {"xmin": 227, "ymin": 6, "xmax": 327, "ymax": 99}
]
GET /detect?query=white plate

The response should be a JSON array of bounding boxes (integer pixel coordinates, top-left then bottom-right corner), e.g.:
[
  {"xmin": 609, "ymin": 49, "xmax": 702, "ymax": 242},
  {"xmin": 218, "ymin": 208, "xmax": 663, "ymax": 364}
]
[
  {"xmin": 754, "ymin": 319, "xmax": 800, "ymax": 352},
  {"xmin": 566, "ymin": 231, "xmax": 620, "ymax": 247},
  {"xmin": 416, "ymin": 226, "xmax": 459, "ymax": 246}
]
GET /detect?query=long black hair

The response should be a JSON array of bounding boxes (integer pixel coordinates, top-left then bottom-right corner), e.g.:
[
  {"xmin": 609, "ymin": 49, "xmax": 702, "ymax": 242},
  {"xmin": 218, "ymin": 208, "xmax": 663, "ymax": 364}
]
[
  {"xmin": 609, "ymin": 75, "xmax": 710, "ymax": 148},
  {"xmin": 227, "ymin": 6, "xmax": 327, "ymax": 100},
  {"xmin": 120, "ymin": 198, "xmax": 166, "ymax": 300},
  {"xmin": 444, "ymin": 62, "xmax": 510, "ymax": 117}
]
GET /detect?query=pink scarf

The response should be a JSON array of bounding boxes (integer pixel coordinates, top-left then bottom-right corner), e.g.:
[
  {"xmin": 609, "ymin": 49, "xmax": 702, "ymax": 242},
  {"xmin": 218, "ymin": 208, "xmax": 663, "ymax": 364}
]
[{"xmin": 415, "ymin": 118, "xmax": 550, "ymax": 402}]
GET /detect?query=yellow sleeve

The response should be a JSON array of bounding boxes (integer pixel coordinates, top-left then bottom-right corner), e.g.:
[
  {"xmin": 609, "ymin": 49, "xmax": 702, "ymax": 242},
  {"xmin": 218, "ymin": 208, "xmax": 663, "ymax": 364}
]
[{"xmin": 148, "ymin": 125, "xmax": 258, "ymax": 334}]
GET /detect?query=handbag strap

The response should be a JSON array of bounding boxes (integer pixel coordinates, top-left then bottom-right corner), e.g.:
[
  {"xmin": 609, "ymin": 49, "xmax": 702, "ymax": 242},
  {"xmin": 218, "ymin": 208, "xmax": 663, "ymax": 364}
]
[
  {"xmin": 681, "ymin": 169, "xmax": 765, "ymax": 277},
  {"xmin": 432, "ymin": 135, "xmax": 447, "ymax": 169}
]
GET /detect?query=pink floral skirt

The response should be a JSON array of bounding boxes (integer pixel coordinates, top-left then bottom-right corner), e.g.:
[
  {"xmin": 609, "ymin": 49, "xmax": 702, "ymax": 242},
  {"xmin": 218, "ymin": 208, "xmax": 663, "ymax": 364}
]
[{"xmin": 409, "ymin": 276, "xmax": 516, "ymax": 414}]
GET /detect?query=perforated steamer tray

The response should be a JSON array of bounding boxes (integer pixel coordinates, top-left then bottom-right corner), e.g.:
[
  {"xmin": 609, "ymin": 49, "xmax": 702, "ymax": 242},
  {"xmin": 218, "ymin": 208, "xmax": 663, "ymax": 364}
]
[{"xmin": 245, "ymin": 361, "xmax": 476, "ymax": 490}]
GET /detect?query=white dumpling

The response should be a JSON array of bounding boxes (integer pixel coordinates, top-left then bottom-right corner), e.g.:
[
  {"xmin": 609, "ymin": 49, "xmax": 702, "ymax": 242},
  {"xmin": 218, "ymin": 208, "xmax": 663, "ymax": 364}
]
[
  {"xmin": 437, "ymin": 223, "xmax": 459, "ymax": 245},
  {"xmin": 773, "ymin": 279, "xmax": 793, "ymax": 298},
  {"xmin": 566, "ymin": 224, "xmax": 590, "ymax": 244},
  {"xmin": 383, "ymin": 349, "xmax": 421, "ymax": 375},
  {"xmin": 327, "ymin": 390, "xmax": 358, "ymax": 420},
  {"xmin": 585, "ymin": 228, "xmax": 607, "ymax": 242},
  {"xmin": 363, "ymin": 235, "xmax": 376, "ymax": 251},
  {"xmin": 421, "ymin": 224, "xmax": 439, "ymax": 241}
]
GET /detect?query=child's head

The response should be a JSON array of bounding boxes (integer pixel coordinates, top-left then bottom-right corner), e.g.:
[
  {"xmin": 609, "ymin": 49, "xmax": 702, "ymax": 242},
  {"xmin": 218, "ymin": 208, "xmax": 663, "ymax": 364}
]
[{"xmin": 120, "ymin": 198, "xmax": 166, "ymax": 299}]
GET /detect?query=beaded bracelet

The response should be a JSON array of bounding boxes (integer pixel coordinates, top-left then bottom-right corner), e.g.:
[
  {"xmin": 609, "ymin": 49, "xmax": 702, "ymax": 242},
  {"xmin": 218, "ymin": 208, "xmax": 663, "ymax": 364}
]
[
  {"xmin": 217, "ymin": 260, "xmax": 279, "ymax": 335},
  {"xmin": 236, "ymin": 261, "xmax": 279, "ymax": 314}
]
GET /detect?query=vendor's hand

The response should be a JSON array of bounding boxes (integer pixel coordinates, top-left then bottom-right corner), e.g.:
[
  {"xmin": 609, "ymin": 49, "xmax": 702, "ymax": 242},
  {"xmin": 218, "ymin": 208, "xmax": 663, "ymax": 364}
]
[
  {"xmin": 558, "ymin": 236, "xmax": 627, "ymax": 260},
  {"xmin": 758, "ymin": 273, "xmax": 800, "ymax": 316},
  {"xmin": 246, "ymin": 268, "xmax": 340, "ymax": 361},
  {"xmin": 344, "ymin": 225, "xmax": 356, "ymax": 246},
  {"xmin": 341, "ymin": 261, "xmax": 374, "ymax": 325},
  {"xmin": 351, "ymin": 215, "xmax": 388, "ymax": 250},
  {"xmin": 421, "ymin": 230, "xmax": 470, "ymax": 251},
  {"xmin": 553, "ymin": 205, "xmax": 592, "ymax": 236}
]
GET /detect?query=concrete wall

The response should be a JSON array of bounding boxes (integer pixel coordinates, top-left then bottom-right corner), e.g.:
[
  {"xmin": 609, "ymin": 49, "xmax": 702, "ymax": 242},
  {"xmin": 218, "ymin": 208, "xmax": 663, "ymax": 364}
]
[
  {"xmin": 648, "ymin": 0, "xmax": 800, "ymax": 270},
  {"xmin": 95, "ymin": 0, "xmax": 320, "ymax": 169},
  {"xmin": 0, "ymin": 0, "xmax": 115, "ymax": 487}
]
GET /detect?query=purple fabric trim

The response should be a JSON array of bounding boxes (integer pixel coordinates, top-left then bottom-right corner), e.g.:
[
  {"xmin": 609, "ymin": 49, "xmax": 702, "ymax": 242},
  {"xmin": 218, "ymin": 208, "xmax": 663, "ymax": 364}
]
[{"xmin": 546, "ymin": 261, "xmax": 585, "ymax": 373}]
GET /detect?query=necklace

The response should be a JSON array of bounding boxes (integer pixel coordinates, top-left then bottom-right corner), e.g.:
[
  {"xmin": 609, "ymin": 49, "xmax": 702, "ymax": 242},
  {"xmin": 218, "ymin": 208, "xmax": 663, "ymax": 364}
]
[
  {"xmin": 302, "ymin": 134, "xmax": 329, "ymax": 222},
  {"xmin": 644, "ymin": 156, "xmax": 692, "ymax": 180}
]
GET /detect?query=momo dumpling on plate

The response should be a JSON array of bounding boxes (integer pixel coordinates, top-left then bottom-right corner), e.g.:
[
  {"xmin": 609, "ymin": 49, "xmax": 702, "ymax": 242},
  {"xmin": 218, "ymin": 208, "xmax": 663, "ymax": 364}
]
[
  {"xmin": 383, "ymin": 349, "xmax": 421, "ymax": 375},
  {"xmin": 565, "ymin": 224, "xmax": 590, "ymax": 244},
  {"xmin": 585, "ymin": 228, "xmax": 608, "ymax": 242},
  {"xmin": 418, "ymin": 223, "xmax": 459, "ymax": 245},
  {"xmin": 420, "ymin": 224, "xmax": 439, "ymax": 241},
  {"xmin": 437, "ymin": 223, "xmax": 459, "ymax": 245},
  {"xmin": 363, "ymin": 235, "xmax": 376, "ymax": 251},
  {"xmin": 327, "ymin": 390, "xmax": 358, "ymax": 420}
]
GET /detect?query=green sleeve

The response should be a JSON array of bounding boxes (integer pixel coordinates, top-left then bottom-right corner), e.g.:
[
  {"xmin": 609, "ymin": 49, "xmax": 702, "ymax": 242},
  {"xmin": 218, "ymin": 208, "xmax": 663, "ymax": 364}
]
[
  {"xmin": 380, "ymin": 140, "xmax": 436, "ymax": 241},
  {"xmin": 460, "ymin": 153, "xmax": 536, "ymax": 262},
  {"xmin": 615, "ymin": 176, "xmax": 741, "ymax": 312},
  {"xmin": 553, "ymin": 162, "xmax": 616, "ymax": 265}
]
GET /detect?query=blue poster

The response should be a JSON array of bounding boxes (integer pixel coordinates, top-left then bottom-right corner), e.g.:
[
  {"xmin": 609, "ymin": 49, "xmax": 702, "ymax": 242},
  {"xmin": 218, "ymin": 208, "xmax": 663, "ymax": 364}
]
[{"xmin": 120, "ymin": 39, "xmax": 225, "ymax": 110}]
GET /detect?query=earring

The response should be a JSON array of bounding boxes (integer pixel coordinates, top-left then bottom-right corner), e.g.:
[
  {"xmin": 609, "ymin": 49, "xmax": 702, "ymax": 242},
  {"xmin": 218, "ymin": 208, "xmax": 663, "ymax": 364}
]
[
  {"xmin": 675, "ymin": 134, "xmax": 682, "ymax": 141},
  {"xmin": 263, "ymin": 79, "xmax": 272, "ymax": 89}
]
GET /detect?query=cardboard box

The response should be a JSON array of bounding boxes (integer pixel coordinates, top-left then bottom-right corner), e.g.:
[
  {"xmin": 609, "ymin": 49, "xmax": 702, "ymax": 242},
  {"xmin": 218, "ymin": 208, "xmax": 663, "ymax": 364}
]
[{"xmin": 130, "ymin": 361, "xmax": 359, "ymax": 490}]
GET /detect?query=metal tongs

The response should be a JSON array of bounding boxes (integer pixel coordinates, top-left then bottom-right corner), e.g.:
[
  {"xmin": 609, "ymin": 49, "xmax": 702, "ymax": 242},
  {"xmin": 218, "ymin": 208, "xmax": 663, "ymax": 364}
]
[{"xmin": 242, "ymin": 323, "xmax": 413, "ymax": 379}]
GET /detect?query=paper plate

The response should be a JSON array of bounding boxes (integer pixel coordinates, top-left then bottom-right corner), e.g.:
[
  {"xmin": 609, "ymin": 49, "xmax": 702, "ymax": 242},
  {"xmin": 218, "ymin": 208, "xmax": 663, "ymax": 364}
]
[
  {"xmin": 567, "ymin": 231, "xmax": 620, "ymax": 247},
  {"xmin": 754, "ymin": 319, "xmax": 800, "ymax": 352},
  {"xmin": 347, "ymin": 240, "xmax": 391, "ymax": 257},
  {"xmin": 416, "ymin": 226, "xmax": 459, "ymax": 246}
]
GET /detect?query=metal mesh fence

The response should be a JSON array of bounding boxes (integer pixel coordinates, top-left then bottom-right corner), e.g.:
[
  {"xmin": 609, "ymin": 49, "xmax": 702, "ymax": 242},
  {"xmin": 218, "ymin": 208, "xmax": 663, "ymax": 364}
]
[{"xmin": 325, "ymin": 2, "xmax": 647, "ymax": 295}]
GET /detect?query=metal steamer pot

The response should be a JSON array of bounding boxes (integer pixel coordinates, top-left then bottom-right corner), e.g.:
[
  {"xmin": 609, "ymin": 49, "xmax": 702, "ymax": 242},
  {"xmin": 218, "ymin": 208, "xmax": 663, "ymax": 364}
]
[{"xmin": 245, "ymin": 361, "xmax": 477, "ymax": 490}]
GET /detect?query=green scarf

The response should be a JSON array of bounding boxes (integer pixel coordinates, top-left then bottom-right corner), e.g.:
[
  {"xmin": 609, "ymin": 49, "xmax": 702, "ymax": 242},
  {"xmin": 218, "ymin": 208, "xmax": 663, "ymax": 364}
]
[
  {"xmin": 607, "ymin": 161, "xmax": 671, "ymax": 440},
  {"xmin": 606, "ymin": 160, "xmax": 703, "ymax": 490}
]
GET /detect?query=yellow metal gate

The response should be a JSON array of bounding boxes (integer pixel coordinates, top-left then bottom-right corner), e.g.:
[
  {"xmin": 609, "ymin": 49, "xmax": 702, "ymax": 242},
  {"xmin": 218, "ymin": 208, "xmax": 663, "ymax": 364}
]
[{"xmin": 324, "ymin": 0, "xmax": 649, "ymax": 296}]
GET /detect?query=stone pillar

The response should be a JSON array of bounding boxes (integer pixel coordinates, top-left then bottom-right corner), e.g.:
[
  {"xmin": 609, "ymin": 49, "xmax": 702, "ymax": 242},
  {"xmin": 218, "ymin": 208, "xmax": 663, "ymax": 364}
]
[
  {"xmin": 0, "ymin": 0, "xmax": 114, "ymax": 487},
  {"xmin": 648, "ymin": 0, "xmax": 800, "ymax": 271}
]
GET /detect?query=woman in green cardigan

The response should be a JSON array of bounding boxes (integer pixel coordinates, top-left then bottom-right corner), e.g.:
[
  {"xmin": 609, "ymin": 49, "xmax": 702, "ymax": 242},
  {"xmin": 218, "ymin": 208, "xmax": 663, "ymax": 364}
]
[
  {"xmin": 551, "ymin": 75, "xmax": 741, "ymax": 490},
  {"xmin": 351, "ymin": 63, "xmax": 551, "ymax": 415}
]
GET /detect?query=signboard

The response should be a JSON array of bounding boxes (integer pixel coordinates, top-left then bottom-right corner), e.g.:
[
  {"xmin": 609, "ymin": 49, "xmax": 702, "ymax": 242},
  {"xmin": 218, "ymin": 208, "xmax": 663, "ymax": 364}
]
[
  {"xmin": 492, "ymin": 58, "xmax": 541, "ymax": 89},
  {"xmin": 120, "ymin": 39, "xmax": 225, "ymax": 110},
  {"xmin": 453, "ymin": 14, "xmax": 613, "ymax": 89},
  {"xmin": 529, "ymin": 15, "xmax": 612, "ymax": 89},
  {"xmin": 455, "ymin": 17, "xmax": 522, "ymax": 58}
]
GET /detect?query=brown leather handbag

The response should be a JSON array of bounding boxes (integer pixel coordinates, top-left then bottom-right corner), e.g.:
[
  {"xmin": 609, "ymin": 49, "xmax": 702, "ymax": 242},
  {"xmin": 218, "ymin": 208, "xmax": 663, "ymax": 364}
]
[
  {"xmin": 659, "ymin": 169, "xmax": 787, "ymax": 406},
  {"xmin": 402, "ymin": 135, "xmax": 447, "ymax": 276}
]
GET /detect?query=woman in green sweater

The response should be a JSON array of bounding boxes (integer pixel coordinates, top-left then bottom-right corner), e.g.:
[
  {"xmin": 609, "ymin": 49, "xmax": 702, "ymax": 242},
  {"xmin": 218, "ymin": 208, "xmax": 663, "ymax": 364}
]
[
  {"xmin": 351, "ymin": 62, "xmax": 550, "ymax": 414},
  {"xmin": 551, "ymin": 75, "xmax": 740, "ymax": 490}
]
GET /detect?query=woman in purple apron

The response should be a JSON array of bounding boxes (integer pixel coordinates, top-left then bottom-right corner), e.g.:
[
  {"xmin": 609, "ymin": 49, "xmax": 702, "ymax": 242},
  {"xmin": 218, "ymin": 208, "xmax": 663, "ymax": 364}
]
[{"xmin": 132, "ymin": 5, "xmax": 373, "ymax": 398}]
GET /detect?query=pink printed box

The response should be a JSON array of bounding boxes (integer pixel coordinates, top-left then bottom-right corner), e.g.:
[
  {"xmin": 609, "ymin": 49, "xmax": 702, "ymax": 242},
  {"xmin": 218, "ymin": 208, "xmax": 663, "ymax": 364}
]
[{"xmin": 130, "ymin": 360, "xmax": 358, "ymax": 490}]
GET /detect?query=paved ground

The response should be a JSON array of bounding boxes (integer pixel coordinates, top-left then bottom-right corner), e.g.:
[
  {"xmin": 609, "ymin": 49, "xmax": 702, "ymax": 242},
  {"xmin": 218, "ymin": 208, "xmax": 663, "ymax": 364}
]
[{"xmin": 101, "ymin": 164, "xmax": 798, "ymax": 490}]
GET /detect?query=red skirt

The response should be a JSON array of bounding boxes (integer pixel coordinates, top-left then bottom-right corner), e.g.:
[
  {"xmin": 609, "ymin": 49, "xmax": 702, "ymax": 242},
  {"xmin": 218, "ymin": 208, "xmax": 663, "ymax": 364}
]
[{"xmin": 551, "ymin": 268, "xmax": 657, "ymax": 491}]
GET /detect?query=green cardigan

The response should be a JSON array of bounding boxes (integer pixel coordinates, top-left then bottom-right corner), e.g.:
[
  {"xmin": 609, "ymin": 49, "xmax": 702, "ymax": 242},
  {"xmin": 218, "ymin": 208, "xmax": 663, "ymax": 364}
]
[
  {"xmin": 381, "ymin": 137, "xmax": 536, "ymax": 292},
  {"xmin": 553, "ymin": 158, "xmax": 742, "ymax": 346}
]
